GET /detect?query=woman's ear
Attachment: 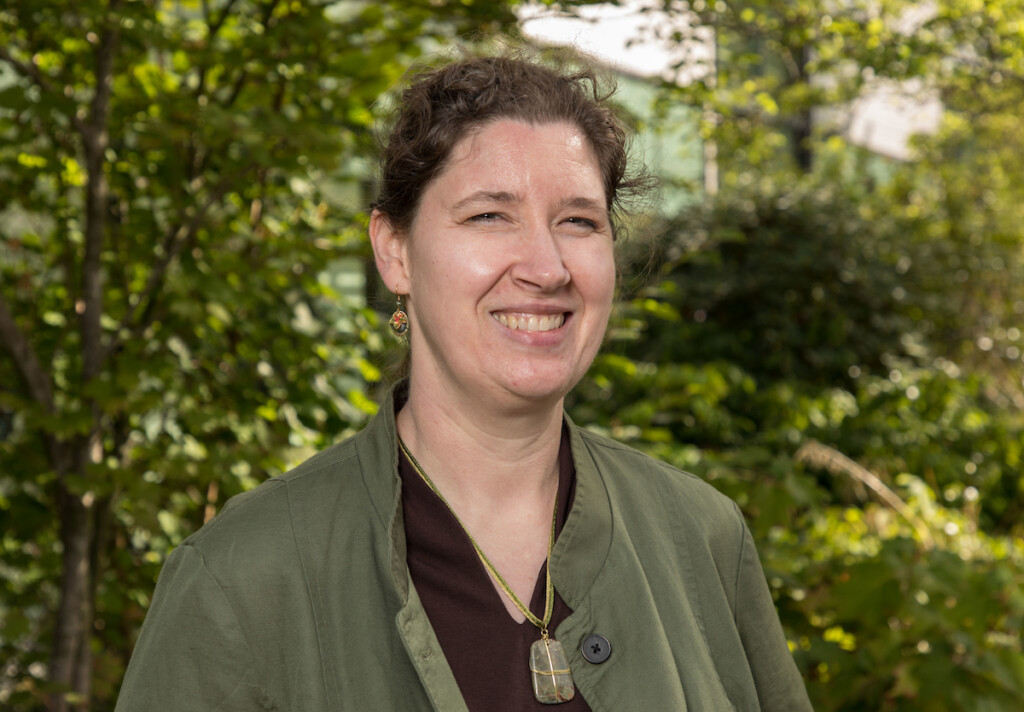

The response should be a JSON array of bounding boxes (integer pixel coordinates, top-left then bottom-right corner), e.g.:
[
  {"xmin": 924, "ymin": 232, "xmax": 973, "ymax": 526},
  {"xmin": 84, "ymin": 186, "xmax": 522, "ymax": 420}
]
[{"xmin": 369, "ymin": 210, "xmax": 411, "ymax": 294}]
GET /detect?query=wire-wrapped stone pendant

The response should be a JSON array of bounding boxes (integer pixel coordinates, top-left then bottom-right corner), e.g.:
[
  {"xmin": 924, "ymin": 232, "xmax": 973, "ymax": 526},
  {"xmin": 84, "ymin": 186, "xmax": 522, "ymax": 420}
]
[{"xmin": 529, "ymin": 633, "xmax": 575, "ymax": 704}]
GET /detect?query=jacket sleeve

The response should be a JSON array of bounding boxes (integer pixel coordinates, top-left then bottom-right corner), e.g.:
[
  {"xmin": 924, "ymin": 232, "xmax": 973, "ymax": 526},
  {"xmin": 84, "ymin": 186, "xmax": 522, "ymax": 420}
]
[
  {"xmin": 733, "ymin": 513, "xmax": 813, "ymax": 712},
  {"xmin": 115, "ymin": 543, "xmax": 257, "ymax": 712}
]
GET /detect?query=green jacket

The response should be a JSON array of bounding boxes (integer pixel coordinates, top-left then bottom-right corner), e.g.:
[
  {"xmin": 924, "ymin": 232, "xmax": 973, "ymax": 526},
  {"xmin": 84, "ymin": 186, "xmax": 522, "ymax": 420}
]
[{"xmin": 116, "ymin": 389, "xmax": 812, "ymax": 711}]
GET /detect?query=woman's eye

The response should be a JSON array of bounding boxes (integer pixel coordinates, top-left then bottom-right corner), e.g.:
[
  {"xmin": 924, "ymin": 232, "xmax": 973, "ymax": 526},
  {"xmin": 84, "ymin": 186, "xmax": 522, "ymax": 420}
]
[
  {"xmin": 564, "ymin": 217, "xmax": 598, "ymax": 230},
  {"xmin": 468, "ymin": 212, "xmax": 502, "ymax": 222}
]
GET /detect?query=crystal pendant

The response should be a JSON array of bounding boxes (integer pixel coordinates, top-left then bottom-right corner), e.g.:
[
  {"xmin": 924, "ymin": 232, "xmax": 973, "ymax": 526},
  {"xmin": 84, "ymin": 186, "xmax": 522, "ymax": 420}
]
[{"xmin": 529, "ymin": 635, "xmax": 575, "ymax": 704}]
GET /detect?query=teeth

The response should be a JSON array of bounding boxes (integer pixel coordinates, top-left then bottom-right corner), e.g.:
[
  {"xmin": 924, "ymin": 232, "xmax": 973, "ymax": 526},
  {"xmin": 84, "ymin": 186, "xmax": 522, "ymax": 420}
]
[{"xmin": 493, "ymin": 312, "xmax": 566, "ymax": 332}]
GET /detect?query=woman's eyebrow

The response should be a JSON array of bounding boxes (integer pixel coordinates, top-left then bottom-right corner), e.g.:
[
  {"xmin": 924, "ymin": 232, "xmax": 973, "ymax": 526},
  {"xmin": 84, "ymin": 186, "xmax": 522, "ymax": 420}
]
[
  {"xmin": 558, "ymin": 196, "xmax": 606, "ymax": 213},
  {"xmin": 451, "ymin": 191, "xmax": 518, "ymax": 211},
  {"xmin": 450, "ymin": 192, "xmax": 607, "ymax": 214}
]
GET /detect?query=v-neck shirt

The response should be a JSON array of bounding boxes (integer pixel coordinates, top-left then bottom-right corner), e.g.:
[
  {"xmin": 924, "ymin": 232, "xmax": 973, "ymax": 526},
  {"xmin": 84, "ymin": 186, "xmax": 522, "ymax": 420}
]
[{"xmin": 399, "ymin": 428, "xmax": 592, "ymax": 711}]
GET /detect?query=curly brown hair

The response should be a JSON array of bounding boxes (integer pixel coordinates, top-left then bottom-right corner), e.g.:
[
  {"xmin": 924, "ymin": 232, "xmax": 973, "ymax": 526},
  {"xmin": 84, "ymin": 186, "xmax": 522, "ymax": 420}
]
[{"xmin": 371, "ymin": 52, "xmax": 652, "ymax": 238}]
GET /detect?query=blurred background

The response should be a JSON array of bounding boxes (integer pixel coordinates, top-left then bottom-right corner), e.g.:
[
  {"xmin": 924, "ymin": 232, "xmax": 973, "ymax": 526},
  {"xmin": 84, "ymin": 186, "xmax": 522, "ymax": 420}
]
[{"xmin": 1, "ymin": 1, "xmax": 1022, "ymax": 710}]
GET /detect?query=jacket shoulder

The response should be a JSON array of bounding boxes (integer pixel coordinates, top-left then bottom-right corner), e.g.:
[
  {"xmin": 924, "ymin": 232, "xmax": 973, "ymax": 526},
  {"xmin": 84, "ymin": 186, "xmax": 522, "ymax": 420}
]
[
  {"xmin": 185, "ymin": 430, "xmax": 367, "ymax": 557},
  {"xmin": 573, "ymin": 425, "xmax": 740, "ymax": 523}
]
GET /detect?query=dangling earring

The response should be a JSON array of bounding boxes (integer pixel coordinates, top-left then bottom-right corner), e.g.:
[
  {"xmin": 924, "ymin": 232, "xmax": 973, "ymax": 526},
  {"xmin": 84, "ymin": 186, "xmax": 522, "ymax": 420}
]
[{"xmin": 389, "ymin": 294, "xmax": 409, "ymax": 336}]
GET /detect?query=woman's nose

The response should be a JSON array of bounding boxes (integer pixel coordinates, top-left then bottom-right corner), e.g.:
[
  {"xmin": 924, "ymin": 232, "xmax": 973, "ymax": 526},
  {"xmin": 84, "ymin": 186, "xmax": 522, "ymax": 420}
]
[{"xmin": 509, "ymin": 225, "xmax": 571, "ymax": 291}]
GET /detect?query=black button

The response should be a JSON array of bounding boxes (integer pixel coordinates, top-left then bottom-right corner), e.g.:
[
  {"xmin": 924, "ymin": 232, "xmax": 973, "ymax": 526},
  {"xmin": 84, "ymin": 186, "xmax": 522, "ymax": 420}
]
[{"xmin": 581, "ymin": 634, "xmax": 612, "ymax": 664}]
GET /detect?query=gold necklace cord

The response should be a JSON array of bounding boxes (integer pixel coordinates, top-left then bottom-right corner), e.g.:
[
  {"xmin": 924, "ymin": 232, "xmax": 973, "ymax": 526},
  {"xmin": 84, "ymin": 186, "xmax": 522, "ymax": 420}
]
[{"xmin": 398, "ymin": 436, "xmax": 557, "ymax": 631}]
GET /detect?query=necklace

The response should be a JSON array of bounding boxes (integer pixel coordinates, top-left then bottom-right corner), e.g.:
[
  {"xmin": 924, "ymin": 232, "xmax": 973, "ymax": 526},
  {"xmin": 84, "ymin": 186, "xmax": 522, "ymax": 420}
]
[{"xmin": 398, "ymin": 436, "xmax": 576, "ymax": 705}]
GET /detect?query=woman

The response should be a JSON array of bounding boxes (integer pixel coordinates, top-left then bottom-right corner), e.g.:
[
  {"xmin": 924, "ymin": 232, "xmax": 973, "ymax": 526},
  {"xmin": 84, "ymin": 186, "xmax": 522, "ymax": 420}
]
[{"xmin": 116, "ymin": 54, "xmax": 811, "ymax": 711}]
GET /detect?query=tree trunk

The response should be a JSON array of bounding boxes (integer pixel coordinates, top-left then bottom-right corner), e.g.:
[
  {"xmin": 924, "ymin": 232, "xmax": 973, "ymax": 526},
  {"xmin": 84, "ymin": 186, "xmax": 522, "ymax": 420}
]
[
  {"xmin": 791, "ymin": 44, "xmax": 813, "ymax": 173},
  {"xmin": 49, "ymin": 14, "xmax": 120, "ymax": 708},
  {"xmin": 50, "ymin": 448, "xmax": 96, "ymax": 712}
]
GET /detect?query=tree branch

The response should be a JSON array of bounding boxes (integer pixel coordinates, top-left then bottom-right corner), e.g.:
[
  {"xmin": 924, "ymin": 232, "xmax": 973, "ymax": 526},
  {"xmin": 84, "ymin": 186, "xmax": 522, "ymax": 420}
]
[
  {"xmin": 795, "ymin": 441, "xmax": 935, "ymax": 549},
  {"xmin": 195, "ymin": 0, "xmax": 241, "ymax": 97},
  {"xmin": 0, "ymin": 46, "xmax": 88, "ymax": 136},
  {"xmin": 0, "ymin": 45, "xmax": 48, "ymax": 87},
  {"xmin": 102, "ymin": 181, "xmax": 232, "ymax": 365},
  {"xmin": 219, "ymin": 0, "xmax": 279, "ymax": 109},
  {"xmin": 209, "ymin": 0, "xmax": 241, "ymax": 40},
  {"xmin": 0, "ymin": 294, "xmax": 56, "ymax": 412},
  {"xmin": 221, "ymin": 68, "xmax": 250, "ymax": 108},
  {"xmin": 79, "ymin": 17, "xmax": 120, "ymax": 384}
]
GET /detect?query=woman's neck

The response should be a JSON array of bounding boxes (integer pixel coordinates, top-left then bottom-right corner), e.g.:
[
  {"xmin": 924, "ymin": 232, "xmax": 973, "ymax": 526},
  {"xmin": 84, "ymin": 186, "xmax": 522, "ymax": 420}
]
[
  {"xmin": 396, "ymin": 379, "xmax": 564, "ymax": 513},
  {"xmin": 396, "ymin": 376, "xmax": 568, "ymax": 620}
]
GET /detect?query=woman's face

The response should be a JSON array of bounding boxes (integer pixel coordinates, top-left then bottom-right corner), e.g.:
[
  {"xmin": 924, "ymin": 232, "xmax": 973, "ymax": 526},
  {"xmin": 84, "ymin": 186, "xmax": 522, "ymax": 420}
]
[{"xmin": 375, "ymin": 119, "xmax": 616, "ymax": 410}]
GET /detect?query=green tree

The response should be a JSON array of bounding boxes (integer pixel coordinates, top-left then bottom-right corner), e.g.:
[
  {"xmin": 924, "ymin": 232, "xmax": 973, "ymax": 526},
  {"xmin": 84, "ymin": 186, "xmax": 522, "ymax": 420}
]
[
  {"xmin": 621, "ymin": 0, "xmax": 1024, "ymax": 521},
  {"xmin": 575, "ymin": 169, "xmax": 1024, "ymax": 710},
  {"xmin": 0, "ymin": 1, "xmax": 531, "ymax": 709},
  {"xmin": 568, "ymin": 0, "xmax": 1024, "ymax": 708}
]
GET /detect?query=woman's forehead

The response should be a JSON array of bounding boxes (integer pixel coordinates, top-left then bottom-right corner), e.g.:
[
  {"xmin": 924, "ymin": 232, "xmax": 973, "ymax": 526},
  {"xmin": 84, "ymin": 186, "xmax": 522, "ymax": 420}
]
[{"xmin": 433, "ymin": 119, "xmax": 604, "ymax": 197}]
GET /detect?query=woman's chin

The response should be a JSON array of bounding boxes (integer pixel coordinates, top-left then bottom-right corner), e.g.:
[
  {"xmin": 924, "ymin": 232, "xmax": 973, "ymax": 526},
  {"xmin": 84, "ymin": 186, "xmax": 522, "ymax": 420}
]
[{"xmin": 490, "ymin": 365, "xmax": 586, "ymax": 406}]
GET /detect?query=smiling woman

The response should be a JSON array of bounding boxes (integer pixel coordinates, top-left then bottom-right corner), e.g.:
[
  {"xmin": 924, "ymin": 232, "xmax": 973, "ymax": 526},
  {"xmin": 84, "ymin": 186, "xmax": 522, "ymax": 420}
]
[
  {"xmin": 114, "ymin": 53, "xmax": 812, "ymax": 712},
  {"xmin": 372, "ymin": 119, "xmax": 615, "ymax": 411}
]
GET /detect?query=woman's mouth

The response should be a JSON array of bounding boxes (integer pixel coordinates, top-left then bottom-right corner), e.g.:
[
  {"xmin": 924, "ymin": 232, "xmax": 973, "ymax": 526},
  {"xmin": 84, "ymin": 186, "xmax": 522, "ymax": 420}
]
[{"xmin": 492, "ymin": 312, "xmax": 566, "ymax": 332}]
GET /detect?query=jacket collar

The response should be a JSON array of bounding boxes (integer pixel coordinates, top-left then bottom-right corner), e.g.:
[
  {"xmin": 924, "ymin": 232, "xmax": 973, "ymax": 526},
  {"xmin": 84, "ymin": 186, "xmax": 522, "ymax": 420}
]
[
  {"xmin": 353, "ymin": 380, "xmax": 612, "ymax": 608},
  {"xmin": 352, "ymin": 380, "xmax": 411, "ymax": 598},
  {"xmin": 552, "ymin": 414, "xmax": 613, "ymax": 610}
]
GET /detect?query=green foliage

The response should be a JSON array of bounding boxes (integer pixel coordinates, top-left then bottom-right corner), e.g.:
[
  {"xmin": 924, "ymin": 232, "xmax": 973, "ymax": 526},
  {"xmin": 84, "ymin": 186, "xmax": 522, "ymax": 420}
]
[
  {"xmin": 573, "ymin": 146, "xmax": 1024, "ymax": 705},
  {"xmin": 3, "ymin": 0, "xmax": 1024, "ymax": 710},
  {"xmin": 630, "ymin": 180, "xmax": 914, "ymax": 386},
  {"xmin": 576, "ymin": 248, "xmax": 1024, "ymax": 709},
  {"xmin": 573, "ymin": 3, "xmax": 1024, "ymax": 708},
  {"xmin": 0, "ymin": 1, "xmax": 527, "ymax": 708},
  {"xmin": 783, "ymin": 509, "xmax": 1024, "ymax": 712}
]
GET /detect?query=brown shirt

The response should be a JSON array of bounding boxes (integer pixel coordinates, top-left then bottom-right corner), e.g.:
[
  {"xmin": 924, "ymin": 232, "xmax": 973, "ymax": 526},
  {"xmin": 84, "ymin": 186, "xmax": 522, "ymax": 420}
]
[{"xmin": 400, "ymin": 430, "xmax": 592, "ymax": 711}]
